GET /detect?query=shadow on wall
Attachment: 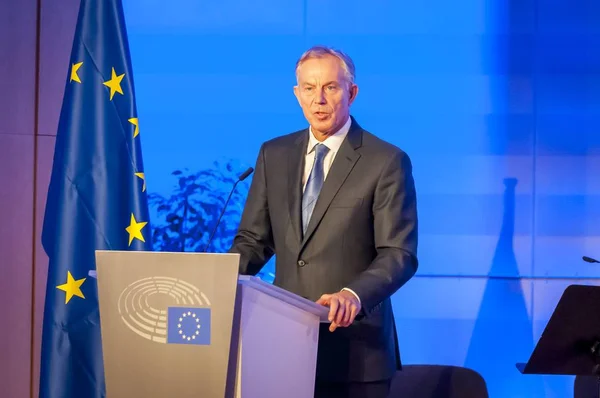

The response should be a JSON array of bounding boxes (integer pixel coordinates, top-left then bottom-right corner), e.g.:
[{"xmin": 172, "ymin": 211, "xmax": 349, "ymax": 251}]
[
  {"xmin": 147, "ymin": 157, "xmax": 276, "ymax": 283},
  {"xmin": 464, "ymin": 178, "xmax": 545, "ymax": 397}
]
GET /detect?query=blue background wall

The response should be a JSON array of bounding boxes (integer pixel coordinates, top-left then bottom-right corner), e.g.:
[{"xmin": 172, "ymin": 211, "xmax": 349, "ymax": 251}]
[{"xmin": 122, "ymin": 0, "xmax": 600, "ymax": 396}]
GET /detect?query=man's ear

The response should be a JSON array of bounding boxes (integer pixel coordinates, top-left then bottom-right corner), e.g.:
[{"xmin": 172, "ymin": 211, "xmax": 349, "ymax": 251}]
[{"xmin": 348, "ymin": 84, "xmax": 359, "ymax": 105}]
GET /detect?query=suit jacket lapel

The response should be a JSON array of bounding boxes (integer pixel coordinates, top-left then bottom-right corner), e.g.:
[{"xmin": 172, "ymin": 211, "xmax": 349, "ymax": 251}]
[
  {"xmin": 288, "ymin": 131, "xmax": 308, "ymax": 245},
  {"xmin": 300, "ymin": 121, "xmax": 363, "ymax": 249}
]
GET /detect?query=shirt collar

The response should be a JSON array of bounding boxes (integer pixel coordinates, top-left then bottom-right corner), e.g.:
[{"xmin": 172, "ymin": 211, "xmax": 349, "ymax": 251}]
[{"xmin": 307, "ymin": 116, "xmax": 351, "ymax": 155}]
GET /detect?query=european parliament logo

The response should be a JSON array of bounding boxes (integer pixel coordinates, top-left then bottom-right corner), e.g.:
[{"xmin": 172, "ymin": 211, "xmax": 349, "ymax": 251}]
[
  {"xmin": 116, "ymin": 276, "xmax": 212, "ymax": 345},
  {"xmin": 167, "ymin": 307, "xmax": 211, "ymax": 345}
]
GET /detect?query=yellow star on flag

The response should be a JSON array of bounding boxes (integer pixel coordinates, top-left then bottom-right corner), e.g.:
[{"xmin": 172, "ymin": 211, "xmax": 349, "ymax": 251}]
[
  {"xmin": 126, "ymin": 213, "xmax": 148, "ymax": 246},
  {"xmin": 70, "ymin": 62, "xmax": 83, "ymax": 83},
  {"xmin": 134, "ymin": 172, "xmax": 146, "ymax": 192},
  {"xmin": 56, "ymin": 271, "xmax": 86, "ymax": 304},
  {"xmin": 103, "ymin": 67, "xmax": 125, "ymax": 100},
  {"xmin": 129, "ymin": 117, "xmax": 139, "ymax": 138}
]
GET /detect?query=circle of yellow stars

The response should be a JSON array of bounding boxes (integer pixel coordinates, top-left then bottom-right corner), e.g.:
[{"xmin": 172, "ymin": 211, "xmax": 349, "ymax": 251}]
[{"xmin": 57, "ymin": 61, "xmax": 150, "ymax": 304}]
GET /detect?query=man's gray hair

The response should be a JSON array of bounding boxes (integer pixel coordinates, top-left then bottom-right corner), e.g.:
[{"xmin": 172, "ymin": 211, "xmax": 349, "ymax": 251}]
[{"xmin": 295, "ymin": 45, "xmax": 356, "ymax": 85}]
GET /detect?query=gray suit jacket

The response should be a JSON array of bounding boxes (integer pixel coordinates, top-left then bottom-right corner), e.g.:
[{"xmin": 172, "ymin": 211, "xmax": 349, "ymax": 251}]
[{"xmin": 230, "ymin": 116, "xmax": 418, "ymax": 382}]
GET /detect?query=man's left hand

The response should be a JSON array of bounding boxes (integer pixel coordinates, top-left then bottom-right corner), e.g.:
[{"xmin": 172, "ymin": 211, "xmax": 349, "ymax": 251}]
[{"xmin": 316, "ymin": 290, "xmax": 361, "ymax": 332}]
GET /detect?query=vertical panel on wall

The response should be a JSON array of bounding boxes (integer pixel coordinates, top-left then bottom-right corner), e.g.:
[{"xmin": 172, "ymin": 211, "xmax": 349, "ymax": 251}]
[
  {"xmin": 0, "ymin": 135, "xmax": 35, "ymax": 398},
  {"xmin": 0, "ymin": 0, "xmax": 38, "ymax": 397},
  {"xmin": 32, "ymin": 136, "xmax": 57, "ymax": 398},
  {"xmin": 38, "ymin": 0, "xmax": 81, "ymax": 137},
  {"xmin": 0, "ymin": 0, "xmax": 37, "ymax": 136}
]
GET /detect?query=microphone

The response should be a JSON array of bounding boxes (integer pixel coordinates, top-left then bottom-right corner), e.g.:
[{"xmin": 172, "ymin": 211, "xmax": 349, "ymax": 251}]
[
  {"xmin": 583, "ymin": 256, "xmax": 600, "ymax": 264},
  {"xmin": 203, "ymin": 167, "xmax": 254, "ymax": 252},
  {"xmin": 238, "ymin": 167, "xmax": 253, "ymax": 181}
]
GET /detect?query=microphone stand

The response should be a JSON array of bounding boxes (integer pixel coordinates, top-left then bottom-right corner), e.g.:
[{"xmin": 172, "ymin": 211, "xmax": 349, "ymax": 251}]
[{"xmin": 203, "ymin": 167, "xmax": 254, "ymax": 252}]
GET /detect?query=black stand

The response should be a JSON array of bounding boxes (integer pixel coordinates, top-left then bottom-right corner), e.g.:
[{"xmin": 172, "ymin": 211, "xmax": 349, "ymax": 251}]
[{"xmin": 516, "ymin": 285, "xmax": 600, "ymax": 397}]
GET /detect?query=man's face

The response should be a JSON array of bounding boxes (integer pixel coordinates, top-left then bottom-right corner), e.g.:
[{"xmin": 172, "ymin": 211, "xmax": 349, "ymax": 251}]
[{"xmin": 294, "ymin": 54, "xmax": 358, "ymax": 140}]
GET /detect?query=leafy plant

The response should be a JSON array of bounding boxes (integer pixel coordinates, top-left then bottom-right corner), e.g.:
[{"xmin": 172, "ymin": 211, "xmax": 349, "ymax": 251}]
[
  {"xmin": 148, "ymin": 158, "xmax": 248, "ymax": 252},
  {"xmin": 148, "ymin": 158, "xmax": 275, "ymax": 282}
]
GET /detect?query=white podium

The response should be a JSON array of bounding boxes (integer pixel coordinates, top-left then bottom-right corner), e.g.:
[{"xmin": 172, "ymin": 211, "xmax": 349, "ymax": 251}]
[{"xmin": 94, "ymin": 250, "xmax": 328, "ymax": 398}]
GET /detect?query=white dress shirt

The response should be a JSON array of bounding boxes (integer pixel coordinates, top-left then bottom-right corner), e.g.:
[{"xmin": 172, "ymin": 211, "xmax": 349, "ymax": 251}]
[
  {"xmin": 302, "ymin": 116, "xmax": 361, "ymax": 305},
  {"xmin": 302, "ymin": 116, "xmax": 352, "ymax": 189}
]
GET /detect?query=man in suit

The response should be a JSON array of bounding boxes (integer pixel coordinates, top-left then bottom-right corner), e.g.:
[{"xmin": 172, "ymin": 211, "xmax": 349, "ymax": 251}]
[{"xmin": 229, "ymin": 45, "xmax": 418, "ymax": 398}]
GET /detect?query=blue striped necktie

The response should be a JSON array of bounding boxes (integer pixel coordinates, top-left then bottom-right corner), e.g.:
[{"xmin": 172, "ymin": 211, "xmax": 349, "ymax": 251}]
[{"xmin": 302, "ymin": 143, "xmax": 330, "ymax": 235}]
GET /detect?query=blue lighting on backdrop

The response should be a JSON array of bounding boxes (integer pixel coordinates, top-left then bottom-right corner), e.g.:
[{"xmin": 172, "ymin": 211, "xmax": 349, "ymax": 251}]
[{"xmin": 122, "ymin": 0, "xmax": 600, "ymax": 396}]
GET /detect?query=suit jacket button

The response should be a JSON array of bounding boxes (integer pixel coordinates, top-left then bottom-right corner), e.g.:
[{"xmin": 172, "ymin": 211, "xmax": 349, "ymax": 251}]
[{"xmin": 297, "ymin": 260, "xmax": 306, "ymax": 267}]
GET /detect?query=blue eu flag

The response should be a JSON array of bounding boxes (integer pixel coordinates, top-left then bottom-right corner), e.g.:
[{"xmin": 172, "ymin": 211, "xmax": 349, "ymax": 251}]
[
  {"xmin": 167, "ymin": 307, "xmax": 212, "ymax": 345},
  {"xmin": 39, "ymin": 0, "xmax": 151, "ymax": 397}
]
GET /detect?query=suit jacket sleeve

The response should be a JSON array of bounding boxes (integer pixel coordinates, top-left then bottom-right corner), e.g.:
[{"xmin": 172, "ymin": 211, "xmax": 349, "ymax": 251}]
[
  {"xmin": 229, "ymin": 143, "xmax": 275, "ymax": 275},
  {"xmin": 345, "ymin": 150, "xmax": 418, "ymax": 315}
]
